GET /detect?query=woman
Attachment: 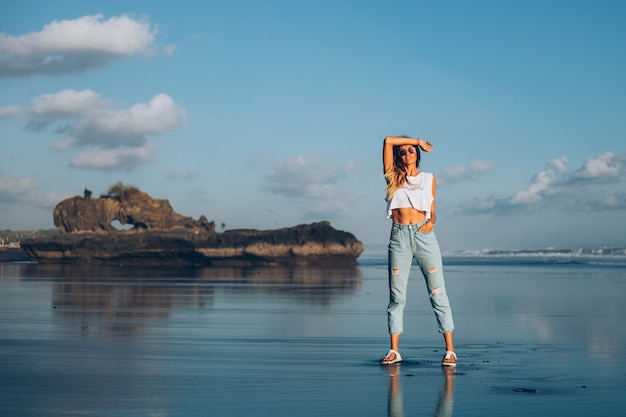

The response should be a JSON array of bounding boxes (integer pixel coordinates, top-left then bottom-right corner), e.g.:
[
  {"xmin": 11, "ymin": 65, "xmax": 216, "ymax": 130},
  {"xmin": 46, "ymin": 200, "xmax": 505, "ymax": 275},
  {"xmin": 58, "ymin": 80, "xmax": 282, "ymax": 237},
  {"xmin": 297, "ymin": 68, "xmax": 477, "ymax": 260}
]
[{"xmin": 380, "ymin": 135, "xmax": 456, "ymax": 367}]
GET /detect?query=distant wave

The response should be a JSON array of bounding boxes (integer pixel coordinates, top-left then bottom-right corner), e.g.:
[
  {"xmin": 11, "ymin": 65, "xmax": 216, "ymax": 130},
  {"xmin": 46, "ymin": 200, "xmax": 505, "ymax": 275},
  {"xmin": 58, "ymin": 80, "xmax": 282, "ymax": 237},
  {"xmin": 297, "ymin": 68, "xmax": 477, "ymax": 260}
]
[
  {"xmin": 360, "ymin": 246, "xmax": 626, "ymax": 267},
  {"xmin": 446, "ymin": 246, "xmax": 626, "ymax": 257},
  {"xmin": 444, "ymin": 246, "xmax": 626, "ymax": 267}
]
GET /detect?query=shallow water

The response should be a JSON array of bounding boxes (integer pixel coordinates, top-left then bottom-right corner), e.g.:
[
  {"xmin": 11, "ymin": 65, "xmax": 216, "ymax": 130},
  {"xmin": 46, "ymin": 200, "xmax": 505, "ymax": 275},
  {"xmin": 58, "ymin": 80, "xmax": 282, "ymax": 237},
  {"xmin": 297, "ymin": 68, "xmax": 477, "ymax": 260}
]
[{"xmin": 1, "ymin": 259, "xmax": 625, "ymax": 416}]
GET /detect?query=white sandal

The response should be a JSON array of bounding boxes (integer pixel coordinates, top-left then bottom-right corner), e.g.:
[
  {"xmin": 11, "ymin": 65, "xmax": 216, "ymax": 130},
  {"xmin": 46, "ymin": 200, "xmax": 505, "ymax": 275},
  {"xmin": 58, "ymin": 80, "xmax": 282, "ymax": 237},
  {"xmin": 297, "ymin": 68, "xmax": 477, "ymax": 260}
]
[
  {"xmin": 441, "ymin": 351, "xmax": 457, "ymax": 366},
  {"xmin": 381, "ymin": 349, "xmax": 402, "ymax": 365}
]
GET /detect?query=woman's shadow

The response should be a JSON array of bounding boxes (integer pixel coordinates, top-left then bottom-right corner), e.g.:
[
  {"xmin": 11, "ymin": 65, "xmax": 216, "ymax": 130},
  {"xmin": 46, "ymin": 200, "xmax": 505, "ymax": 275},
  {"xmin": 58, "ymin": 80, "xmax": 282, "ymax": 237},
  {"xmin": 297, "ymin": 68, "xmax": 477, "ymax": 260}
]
[{"xmin": 385, "ymin": 364, "xmax": 455, "ymax": 417}]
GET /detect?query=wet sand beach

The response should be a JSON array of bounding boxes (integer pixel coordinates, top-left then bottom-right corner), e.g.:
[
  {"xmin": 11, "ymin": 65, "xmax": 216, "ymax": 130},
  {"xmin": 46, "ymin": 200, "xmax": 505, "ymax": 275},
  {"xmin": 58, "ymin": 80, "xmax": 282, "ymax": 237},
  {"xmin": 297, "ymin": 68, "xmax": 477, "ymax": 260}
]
[{"xmin": 1, "ymin": 256, "xmax": 625, "ymax": 416}]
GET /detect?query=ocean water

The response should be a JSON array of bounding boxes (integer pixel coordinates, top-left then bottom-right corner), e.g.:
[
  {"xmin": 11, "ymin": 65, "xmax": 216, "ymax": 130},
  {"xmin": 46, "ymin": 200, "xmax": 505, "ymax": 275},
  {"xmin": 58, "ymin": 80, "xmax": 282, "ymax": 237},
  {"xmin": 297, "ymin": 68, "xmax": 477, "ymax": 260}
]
[{"xmin": 1, "ymin": 247, "xmax": 625, "ymax": 416}]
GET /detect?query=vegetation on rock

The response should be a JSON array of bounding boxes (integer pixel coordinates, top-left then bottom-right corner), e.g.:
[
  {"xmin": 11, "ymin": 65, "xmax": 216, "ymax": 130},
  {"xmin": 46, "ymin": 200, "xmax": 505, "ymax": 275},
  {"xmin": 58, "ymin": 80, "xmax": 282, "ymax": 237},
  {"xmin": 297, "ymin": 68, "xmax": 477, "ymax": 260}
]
[{"xmin": 103, "ymin": 182, "xmax": 141, "ymax": 200}]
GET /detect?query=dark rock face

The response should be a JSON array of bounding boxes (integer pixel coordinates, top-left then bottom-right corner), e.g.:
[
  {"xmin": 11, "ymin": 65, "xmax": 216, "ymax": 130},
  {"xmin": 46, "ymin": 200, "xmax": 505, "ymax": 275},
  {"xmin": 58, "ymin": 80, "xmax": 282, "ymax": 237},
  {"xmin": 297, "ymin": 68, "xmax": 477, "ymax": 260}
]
[{"xmin": 21, "ymin": 193, "xmax": 363, "ymax": 266}]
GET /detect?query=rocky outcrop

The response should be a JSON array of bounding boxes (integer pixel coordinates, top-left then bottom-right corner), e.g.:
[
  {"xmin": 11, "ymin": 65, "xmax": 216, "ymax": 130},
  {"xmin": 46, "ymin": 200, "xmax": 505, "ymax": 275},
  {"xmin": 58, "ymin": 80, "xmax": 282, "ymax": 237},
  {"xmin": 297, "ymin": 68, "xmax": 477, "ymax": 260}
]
[
  {"xmin": 21, "ymin": 222, "xmax": 363, "ymax": 266},
  {"xmin": 53, "ymin": 190, "xmax": 214, "ymax": 233},
  {"xmin": 21, "ymin": 191, "xmax": 363, "ymax": 266}
]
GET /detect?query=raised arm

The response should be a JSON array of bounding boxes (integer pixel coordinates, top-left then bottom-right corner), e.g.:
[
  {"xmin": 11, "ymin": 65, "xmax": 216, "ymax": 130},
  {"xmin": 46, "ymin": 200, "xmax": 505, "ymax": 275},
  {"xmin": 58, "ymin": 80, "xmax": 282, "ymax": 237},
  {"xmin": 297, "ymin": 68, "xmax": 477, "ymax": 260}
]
[{"xmin": 382, "ymin": 136, "xmax": 433, "ymax": 172}]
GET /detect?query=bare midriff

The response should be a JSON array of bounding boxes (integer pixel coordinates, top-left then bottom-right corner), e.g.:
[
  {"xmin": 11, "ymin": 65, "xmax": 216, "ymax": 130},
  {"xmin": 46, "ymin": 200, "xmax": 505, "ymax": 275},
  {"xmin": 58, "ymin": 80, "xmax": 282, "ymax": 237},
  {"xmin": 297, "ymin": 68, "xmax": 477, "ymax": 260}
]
[{"xmin": 391, "ymin": 207, "xmax": 427, "ymax": 225}]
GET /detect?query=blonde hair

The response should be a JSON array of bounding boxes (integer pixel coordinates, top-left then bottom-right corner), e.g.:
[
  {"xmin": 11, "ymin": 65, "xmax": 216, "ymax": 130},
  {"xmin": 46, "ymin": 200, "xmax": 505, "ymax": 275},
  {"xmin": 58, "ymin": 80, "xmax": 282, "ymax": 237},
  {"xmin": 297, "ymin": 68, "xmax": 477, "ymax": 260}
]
[{"xmin": 384, "ymin": 145, "xmax": 420, "ymax": 201}]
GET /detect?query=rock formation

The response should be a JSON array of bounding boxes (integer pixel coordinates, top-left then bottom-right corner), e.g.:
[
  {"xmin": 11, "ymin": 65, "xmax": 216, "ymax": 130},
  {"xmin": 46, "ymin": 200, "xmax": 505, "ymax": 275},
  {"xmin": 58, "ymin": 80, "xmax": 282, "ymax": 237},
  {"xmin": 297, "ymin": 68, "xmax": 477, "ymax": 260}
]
[
  {"xmin": 53, "ymin": 190, "xmax": 214, "ymax": 233},
  {"xmin": 21, "ymin": 189, "xmax": 363, "ymax": 266}
]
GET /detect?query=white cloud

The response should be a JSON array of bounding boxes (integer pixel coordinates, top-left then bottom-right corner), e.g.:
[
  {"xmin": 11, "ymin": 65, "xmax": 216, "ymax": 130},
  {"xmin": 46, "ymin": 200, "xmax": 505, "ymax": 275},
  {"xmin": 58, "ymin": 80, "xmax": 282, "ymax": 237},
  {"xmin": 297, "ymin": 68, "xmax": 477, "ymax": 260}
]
[
  {"xmin": 20, "ymin": 191, "xmax": 79, "ymax": 209},
  {"xmin": 0, "ymin": 173, "xmax": 39, "ymax": 196},
  {"xmin": 510, "ymin": 156, "xmax": 568, "ymax": 206},
  {"xmin": 0, "ymin": 172, "xmax": 77, "ymax": 208},
  {"xmin": 576, "ymin": 191, "xmax": 626, "ymax": 211},
  {"xmin": 0, "ymin": 105, "xmax": 22, "ymax": 118},
  {"xmin": 68, "ymin": 93, "xmax": 187, "ymax": 148},
  {"xmin": 3, "ymin": 90, "xmax": 187, "ymax": 170},
  {"xmin": 461, "ymin": 153, "xmax": 626, "ymax": 215},
  {"xmin": 571, "ymin": 152, "xmax": 626, "ymax": 183},
  {"xmin": 49, "ymin": 137, "xmax": 78, "ymax": 151},
  {"xmin": 0, "ymin": 14, "xmax": 157, "ymax": 77},
  {"xmin": 266, "ymin": 154, "xmax": 351, "ymax": 199},
  {"xmin": 29, "ymin": 89, "xmax": 103, "ymax": 118},
  {"xmin": 439, "ymin": 160, "xmax": 496, "ymax": 182},
  {"xmin": 69, "ymin": 144, "xmax": 158, "ymax": 171},
  {"xmin": 264, "ymin": 153, "xmax": 359, "ymax": 218}
]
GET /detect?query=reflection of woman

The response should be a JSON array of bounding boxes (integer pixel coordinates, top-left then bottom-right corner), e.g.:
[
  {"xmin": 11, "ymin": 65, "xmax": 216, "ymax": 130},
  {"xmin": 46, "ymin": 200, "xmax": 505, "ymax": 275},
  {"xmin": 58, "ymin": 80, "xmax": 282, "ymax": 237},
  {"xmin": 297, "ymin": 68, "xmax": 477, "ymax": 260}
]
[
  {"xmin": 380, "ymin": 136, "xmax": 457, "ymax": 367},
  {"xmin": 385, "ymin": 364, "xmax": 404, "ymax": 417},
  {"xmin": 385, "ymin": 365, "xmax": 455, "ymax": 417}
]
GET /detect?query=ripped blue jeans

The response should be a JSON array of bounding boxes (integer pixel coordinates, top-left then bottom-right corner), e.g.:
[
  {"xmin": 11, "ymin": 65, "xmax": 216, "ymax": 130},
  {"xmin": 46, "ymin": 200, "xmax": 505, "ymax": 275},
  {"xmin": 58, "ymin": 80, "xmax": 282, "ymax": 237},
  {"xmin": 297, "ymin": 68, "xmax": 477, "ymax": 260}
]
[{"xmin": 387, "ymin": 221, "xmax": 455, "ymax": 335}]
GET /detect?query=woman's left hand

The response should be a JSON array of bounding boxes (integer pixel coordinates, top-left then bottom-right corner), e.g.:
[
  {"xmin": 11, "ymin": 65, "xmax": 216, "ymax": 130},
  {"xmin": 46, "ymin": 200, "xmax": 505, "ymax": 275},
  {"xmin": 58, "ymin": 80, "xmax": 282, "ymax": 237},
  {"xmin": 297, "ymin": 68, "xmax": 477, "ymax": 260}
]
[
  {"xmin": 419, "ymin": 220, "xmax": 434, "ymax": 233},
  {"xmin": 419, "ymin": 140, "xmax": 434, "ymax": 152}
]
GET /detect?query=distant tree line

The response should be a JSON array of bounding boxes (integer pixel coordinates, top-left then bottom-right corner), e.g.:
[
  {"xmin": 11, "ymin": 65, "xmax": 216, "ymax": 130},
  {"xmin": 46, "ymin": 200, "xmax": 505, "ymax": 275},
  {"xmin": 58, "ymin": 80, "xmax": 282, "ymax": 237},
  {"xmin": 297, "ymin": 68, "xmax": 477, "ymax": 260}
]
[{"xmin": 1, "ymin": 229, "xmax": 60, "ymax": 243}]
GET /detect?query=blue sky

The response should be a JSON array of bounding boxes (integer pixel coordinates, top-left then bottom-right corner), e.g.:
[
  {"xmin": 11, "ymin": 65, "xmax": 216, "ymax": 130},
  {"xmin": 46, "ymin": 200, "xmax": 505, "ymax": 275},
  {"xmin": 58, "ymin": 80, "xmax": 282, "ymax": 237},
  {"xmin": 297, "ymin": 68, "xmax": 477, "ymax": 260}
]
[{"xmin": 1, "ymin": 0, "xmax": 625, "ymax": 251}]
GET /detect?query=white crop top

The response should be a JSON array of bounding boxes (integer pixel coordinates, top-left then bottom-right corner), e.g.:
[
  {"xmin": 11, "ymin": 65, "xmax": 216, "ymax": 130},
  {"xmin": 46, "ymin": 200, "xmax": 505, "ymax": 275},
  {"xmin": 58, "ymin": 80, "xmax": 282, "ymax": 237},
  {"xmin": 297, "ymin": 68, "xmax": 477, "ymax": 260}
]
[{"xmin": 386, "ymin": 172, "xmax": 434, "ymax": 219}]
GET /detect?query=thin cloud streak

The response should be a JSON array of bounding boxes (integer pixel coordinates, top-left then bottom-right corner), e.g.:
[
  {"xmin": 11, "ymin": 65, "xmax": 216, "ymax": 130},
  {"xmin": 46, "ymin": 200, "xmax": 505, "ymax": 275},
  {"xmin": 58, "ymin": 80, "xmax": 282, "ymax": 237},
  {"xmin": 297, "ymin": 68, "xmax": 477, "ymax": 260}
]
[
  {"xmin": 166, "ymin": 170, "xmax": 202, "ymax": 180},
  {"xmin": 69, "ymin": 144, "xmax": 159, "ymax": 171},
  {"xmin": 439, "ymin": 160, "xmax": 496, "ymax": 183},
  {"xmin": 0, "ymin": 172, "xmax": 77, "ymax": 208}
]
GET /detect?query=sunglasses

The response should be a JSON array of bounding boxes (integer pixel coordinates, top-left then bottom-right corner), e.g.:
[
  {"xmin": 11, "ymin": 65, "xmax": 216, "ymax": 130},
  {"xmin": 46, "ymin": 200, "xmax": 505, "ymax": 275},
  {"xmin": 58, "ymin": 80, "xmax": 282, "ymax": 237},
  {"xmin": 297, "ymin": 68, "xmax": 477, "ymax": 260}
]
[{"xmin": 397, "ymin": 147, "xmax": 416, "ymax": 157}]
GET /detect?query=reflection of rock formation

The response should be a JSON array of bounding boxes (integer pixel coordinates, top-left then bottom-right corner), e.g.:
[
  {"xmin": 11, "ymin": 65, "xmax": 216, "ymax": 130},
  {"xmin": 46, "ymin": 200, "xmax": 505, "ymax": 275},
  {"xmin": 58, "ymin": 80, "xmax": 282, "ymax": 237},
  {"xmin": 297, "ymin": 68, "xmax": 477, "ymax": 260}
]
[
  {"xmin": 195, "ymin": 264, "xmax": 362, "ymax": 286},
  {"xmin": 20, "ymin": 191, "xmax": 364, "ymax": 266},
  {"xmin": 22, "ymin": 263, "xmax": 361, "ymax": 334},
  {"xmin": 52, "ymin": 280, "xmax": 214, "ymax": 334},
  {"xmin": 23, "ymin": 262, "xmax": 362, "ymax": 283},
  {"xmin": 0, "ymin": 247, "xmax": 30, "ymax": 262}
]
